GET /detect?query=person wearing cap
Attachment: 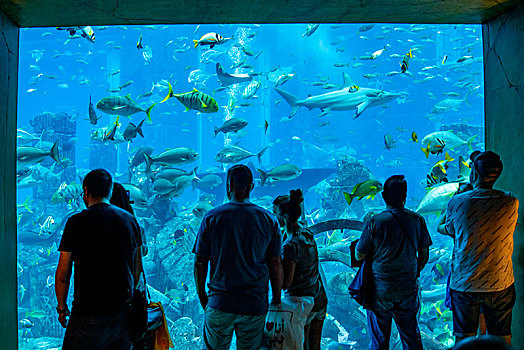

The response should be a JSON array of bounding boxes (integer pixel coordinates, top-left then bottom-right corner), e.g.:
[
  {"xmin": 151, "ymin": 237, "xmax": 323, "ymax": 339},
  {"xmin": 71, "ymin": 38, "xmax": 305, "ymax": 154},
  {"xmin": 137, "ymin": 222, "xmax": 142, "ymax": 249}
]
[
  {"xmin": 193, "ymin": 165, "xmax": 283, "ymax": 350},
  {"xmin": 440, "ymin": 151, "xmax": 519, "ymax": 345}
]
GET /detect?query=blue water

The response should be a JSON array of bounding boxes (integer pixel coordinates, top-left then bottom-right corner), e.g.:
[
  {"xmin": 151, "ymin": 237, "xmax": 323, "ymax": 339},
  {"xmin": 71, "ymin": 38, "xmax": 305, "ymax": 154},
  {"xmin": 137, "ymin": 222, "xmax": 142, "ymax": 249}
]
[{"xmin": 17, "ymin": 24, "xmax": 484, "ymax": 349}]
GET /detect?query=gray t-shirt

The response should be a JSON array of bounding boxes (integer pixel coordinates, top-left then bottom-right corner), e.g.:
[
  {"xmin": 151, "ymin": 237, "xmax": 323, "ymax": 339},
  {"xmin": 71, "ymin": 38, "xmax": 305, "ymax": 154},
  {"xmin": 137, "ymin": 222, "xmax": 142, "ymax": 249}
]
[
  {"xmin": 193, "ymin": 200, "xmax": 281, "ymax": 315},
  {"xmin": 283, "ymin": 227, "xmax": 328, "ymax": 312},
  {"xmin": 356, "ymin": 208, "xmax": 432, "ymax": 300},
  {"xmin": 445, "ymin": 189, "xmax": 519, "ymax": 292}
]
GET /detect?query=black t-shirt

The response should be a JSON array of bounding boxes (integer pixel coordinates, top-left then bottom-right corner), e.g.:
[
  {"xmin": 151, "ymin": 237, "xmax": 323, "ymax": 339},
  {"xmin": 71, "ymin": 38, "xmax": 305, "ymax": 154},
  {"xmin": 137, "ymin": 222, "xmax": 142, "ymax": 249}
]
[{"xmin": 58, "ymin": 202, "xmax": 142, "ymax": 315}]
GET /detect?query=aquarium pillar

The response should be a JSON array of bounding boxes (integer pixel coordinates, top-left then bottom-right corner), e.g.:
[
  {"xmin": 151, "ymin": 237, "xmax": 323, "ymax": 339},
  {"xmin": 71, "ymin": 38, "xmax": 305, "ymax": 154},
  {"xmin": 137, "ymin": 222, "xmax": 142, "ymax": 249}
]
[
  {"xmin": 484, "ymin": 1, "xmax": 524, "ymax": 346},
  {"xmin": 0, "ymin": 8, "xmax": 19, "ymax": 350}
]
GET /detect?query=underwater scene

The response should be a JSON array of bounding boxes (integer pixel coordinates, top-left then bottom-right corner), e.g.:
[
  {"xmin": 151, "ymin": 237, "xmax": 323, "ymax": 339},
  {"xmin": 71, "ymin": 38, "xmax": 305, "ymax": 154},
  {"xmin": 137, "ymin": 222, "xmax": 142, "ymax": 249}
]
[{"xmin": 16, "ymin": 23, "xmax": 484, "ymax": 349}]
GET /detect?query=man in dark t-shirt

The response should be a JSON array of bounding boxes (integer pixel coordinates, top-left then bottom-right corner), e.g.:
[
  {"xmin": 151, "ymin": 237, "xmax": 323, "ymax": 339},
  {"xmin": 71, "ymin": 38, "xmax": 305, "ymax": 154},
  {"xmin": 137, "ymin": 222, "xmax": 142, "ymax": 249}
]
[
  {"xmin": 193, "ymin": 165, "xmax": 283, "ymax": 350},
  {"xmin": 55, "ymin": 169, "xmax": 143, "ymax": 350},
  {"xmin": 356, "ymin": 175, "xmax": 432, "ymax": 350}
]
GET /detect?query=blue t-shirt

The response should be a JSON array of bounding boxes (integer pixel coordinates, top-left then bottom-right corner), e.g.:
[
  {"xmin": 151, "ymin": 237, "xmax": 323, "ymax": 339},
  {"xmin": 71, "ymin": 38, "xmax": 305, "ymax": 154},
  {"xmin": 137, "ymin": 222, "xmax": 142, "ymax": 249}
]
[
  {"xmin": 193, "ymin": 201, "xmax": 281, "ymax": 315},
  {"xmin": 356, "ymin": 208, "xmax": 432, "ymax": 300}
]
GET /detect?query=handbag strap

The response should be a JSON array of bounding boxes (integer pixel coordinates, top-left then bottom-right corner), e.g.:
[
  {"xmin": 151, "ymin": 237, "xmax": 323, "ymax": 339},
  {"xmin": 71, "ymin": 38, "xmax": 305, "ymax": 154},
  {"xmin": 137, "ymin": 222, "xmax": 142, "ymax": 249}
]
[
  {"xmin": 387, "ymin": 210, "xmax": 417, "ymax": 254},
  {"xmin": 138, "ymin": 270, "xmax": 152, "ymax": 301}
]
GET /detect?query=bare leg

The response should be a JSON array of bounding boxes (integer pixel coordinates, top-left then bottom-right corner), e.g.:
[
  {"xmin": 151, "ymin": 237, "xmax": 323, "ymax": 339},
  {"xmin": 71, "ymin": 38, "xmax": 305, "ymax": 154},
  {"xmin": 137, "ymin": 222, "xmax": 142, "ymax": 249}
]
[
  {"xmin": 303, "ymin": 323, "xmax": 311, "ymax": 350},
  {"xmin": 306, "ymin": 319, "xmax": 324, "ymax": 350}
]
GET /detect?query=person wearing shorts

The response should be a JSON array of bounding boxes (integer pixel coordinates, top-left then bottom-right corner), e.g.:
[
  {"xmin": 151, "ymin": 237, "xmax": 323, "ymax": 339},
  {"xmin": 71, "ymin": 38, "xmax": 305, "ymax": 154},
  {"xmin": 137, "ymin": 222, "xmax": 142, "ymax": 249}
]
[
  {"xmin": 193, "ymin": 165, "xmax": 283, "ymax": 350},
  {"xmin": 444, "ymin": 151, "xmax": 519, "ymax": 345},
  {"xmin": 273, "ymin": 189, "xmax": 327, "ymax": 350}
]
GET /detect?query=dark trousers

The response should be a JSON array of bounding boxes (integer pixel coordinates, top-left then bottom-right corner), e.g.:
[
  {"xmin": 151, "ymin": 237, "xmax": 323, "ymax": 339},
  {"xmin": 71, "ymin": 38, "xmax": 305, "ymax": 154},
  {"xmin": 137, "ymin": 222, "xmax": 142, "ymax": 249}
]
[
  {"xmin": 62, "ymin": 311, "xmax": 133, "ymax": 350},
  {"xmin": 366, "ymin": 293, "xmax": 423, "ymax": 350}
]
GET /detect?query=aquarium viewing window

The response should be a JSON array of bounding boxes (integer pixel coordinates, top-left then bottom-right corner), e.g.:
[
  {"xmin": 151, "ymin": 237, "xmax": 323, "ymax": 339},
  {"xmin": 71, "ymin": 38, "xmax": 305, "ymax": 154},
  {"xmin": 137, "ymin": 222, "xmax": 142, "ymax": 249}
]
[{"xmin": 16, "ymin": 23, "xmax": 484, "ymax": 349}]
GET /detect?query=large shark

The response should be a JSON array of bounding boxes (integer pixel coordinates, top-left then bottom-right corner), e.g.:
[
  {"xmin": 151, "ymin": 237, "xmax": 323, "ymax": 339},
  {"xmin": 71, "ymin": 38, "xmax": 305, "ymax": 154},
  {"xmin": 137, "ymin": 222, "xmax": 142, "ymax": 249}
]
[{"xmin": 275, "ymin": 73, "xmax": 405, "ymax": 119}]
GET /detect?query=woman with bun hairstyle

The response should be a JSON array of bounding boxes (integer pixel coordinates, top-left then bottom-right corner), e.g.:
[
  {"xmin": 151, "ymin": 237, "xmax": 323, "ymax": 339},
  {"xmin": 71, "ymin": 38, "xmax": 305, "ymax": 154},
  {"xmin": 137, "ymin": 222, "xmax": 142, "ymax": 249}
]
[
  {"xmin": 110, "ymin": 182, "xmax": 148, "ymax": 257},
  {"xmin": 273, "ymin": 189, "xmax": 327, "ymax": 350}
]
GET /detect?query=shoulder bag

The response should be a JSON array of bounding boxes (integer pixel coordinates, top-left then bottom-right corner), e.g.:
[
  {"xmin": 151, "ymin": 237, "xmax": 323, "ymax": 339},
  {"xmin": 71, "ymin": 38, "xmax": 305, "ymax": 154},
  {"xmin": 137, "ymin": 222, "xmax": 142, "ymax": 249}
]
[
  {"xmin": 131, "ymin": 272, "xmax": 164, "ymax": 345},
  {"xmin": 348, "ymin": 229, "xmax": 373, "ymax": 309}
]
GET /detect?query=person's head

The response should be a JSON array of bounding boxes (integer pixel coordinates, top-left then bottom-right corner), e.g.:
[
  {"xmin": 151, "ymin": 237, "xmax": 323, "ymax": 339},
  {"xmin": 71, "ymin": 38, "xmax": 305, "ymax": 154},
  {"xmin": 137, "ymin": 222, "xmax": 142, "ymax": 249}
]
[
  {"xmin": 226, "ymin": 165, "xmax": 253, "ymax": 200},
  {"xmin": 469, "ymin": 151, "xmax": 503, "ymax": 189},
  {"xmin": 273, "ymin": 189, "xmax": 303, "ymax": 227},
  {"xmin": 381, "ymin": 175, "xmax": 407, "ymax": 208},
  {"xmin": 452, "ymin": 335, "xmax": 512, "ymax": 350},
  {"xmin": 110, "ymin": 182, "xmax": 134, "ymax": 215},
  {"xmin": 82, "ymin": 169, "xmax": 112, "ymax": 206},
  {"xmin": 272, "ymin": 194, "xmax": 290, "ymax": 226}
]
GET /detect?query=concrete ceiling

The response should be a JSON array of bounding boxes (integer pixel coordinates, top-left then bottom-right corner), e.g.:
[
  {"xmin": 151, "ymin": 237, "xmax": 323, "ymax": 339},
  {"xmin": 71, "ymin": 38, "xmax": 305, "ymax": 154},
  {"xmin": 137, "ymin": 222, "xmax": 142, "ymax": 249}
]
[{"xmin": 0, "ymin": 0, "xmax": 521, "ymax": 27}]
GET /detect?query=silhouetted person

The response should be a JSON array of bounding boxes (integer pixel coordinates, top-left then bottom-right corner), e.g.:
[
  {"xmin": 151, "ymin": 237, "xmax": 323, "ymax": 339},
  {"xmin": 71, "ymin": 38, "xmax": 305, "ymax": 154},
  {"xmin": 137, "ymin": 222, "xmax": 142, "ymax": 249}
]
[
  {"xmin": 440, "ymin": 151, "xmax": 519, "ymax": 346},
  {"xmin": 55, "ymin": 169, "xmax": 143, "ymax": 350},
  {"xmin": 273, "ymin": 189, "xmax": 327, "ymax": 350},
  {"xmin": 111, "ymin": 182, "xmax": 148, "ymax": 257},
  {"xmin": 193, "ymin": 164, "xmax": 283, "ymax": 350},
  {"xmin": 355, "ymin": 175, "xmax": 432, "ymax": 350},
  {"xmin": 452, "ymin": 335, "xmax": 513, "ymax": 350}
]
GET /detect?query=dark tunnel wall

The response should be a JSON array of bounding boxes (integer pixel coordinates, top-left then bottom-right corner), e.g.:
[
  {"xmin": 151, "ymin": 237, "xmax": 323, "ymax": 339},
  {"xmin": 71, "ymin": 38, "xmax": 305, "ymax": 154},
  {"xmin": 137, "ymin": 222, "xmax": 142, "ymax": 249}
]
[
  {"xmin": 484, "ymin": 1, "xmax": 524, "ymax": 347},
  {"xmin": 0, "ymin": 7, "xmax": 19, "ymax": 350}
]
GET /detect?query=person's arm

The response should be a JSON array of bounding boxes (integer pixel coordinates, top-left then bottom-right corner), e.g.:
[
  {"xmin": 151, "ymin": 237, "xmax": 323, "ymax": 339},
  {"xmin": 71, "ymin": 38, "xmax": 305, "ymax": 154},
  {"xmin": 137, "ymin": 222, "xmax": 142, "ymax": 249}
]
[
  {"xmin": 55, "ymin": 251, "xmax": 73, "ymax": 328},
  {"xmin": 268, "ymin": 256, "xmax": 283, "ymax": 305},
  {"xmin": 436, "ymin": 213, "xmax": 450, "ymax": 236},
  {"xmin": 355, "ymin": 250, "xmax": 367, "ymax": 261},
  {"xmin": 134, "ymin": 247, "xmax": 143, "ymax": 288},
  {"xmin": 355, "ymin": 218, "xmax": 373, "ymax": 261},
  {"xmin": 282, "ymin": 258, "xmax": 296, "ymax": 290},
  {"xmin": 417, "ymin": 247, "xmax": 429, "ymax": 275},
  {"xmin": 194, "ymin": 254, "xmax": 209, "ymax": 309}
]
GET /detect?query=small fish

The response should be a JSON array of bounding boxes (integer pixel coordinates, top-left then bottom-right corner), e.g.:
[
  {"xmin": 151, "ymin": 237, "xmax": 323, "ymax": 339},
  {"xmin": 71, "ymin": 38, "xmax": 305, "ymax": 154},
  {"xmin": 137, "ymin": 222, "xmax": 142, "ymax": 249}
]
[
  {"xmin": 457, "ymin": 55, "xmax": 473, "ymax": 63},
  {"xmin": 427, "ymin": 152, "xmax": 455, "ymax": 186},
  {"xmin": 302, "ymin": 24, "xmax": 320, "ymax": 37},
  {"xmin": 400, "ymin": 49, "xmax": 412, "ymax": 73},
  {"xmin": 257, "ymin": 163, "xmax": 302, "ymax": 186},
  {"xmin": 264, "ymin": 120, "xmax": 269, "ymax": 134},
  {"xmin": 411, "ymin": 131, "xmax": 418, "ymax": 143},
  {"xmin": 358, "ymin": 24, "xmax": 375, "ymax": 32},
  {"xmin": 344, "ymin": 180, "xmax": 383, "ymax": 205},
  {"xmin": 371, "ymin": 46, "xmax": 386, "ymax": 59},
  {"xmin": 137, "ymin": 34, "xmax": 143, "ymax": 49},
  {"xmin": 138, "ymin": 91, "xmax": 154, "ymax": 100},
  {"xmin": 421, "ymin": 139, "xmax": 446, "ymax": 158},
  {"xmin": 162, "ymin": 83, "xmax": 218, "ymax": 114},
  {"xmin": 119, "ymin": 80, "xmax": 133, "ymax": 89},
  {"xmin": 334, "ymin": 63, "xmax": 349, "ymax": 67},
  {"xmin": 442, "ymin": 55, "xmax": 448, "ymax": 64},
  {"xmin": 88, "ymin": 95, "xmax": 102, "ymax": 125},
  {"xmin": 105, "ymin": 116, "xmax": 121, "ymax": 141},
  {"xmin": 56, "ymin": 26, "xmax": 95, "ymax": 43},
  {"xmin": 193, "ymin": 32, "xmax": 232, "ymax": 49},
  {"xmin": 123, "ymin": 119, "xmax": 145, "ymax": 141},
  {"xmin": 214, "ymin": 118, "xmax": 248, "ymax": 136},
  {"xmin": 384, "ymin": 133, "xmax": 396, "ymax": 150}
]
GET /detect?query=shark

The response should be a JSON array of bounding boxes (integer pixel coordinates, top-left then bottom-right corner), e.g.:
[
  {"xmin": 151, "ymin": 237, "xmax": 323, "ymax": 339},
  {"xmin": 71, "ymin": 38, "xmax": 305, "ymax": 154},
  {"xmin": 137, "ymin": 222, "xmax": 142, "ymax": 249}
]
[
  {"xmin": 275, "ymin": 72, "xmax": 406, "ymax": 119},
  {"xmin": 216, "ymin": 63, "xmax": 252, "ymax": 87}
]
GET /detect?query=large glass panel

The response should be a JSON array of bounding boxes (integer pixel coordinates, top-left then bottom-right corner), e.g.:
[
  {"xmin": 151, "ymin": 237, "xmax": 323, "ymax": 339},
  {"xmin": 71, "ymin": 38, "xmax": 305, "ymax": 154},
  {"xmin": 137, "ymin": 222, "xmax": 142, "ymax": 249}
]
[{"xmin": 17, "ymin": 24, "xmax": 484, "ymax": 349}]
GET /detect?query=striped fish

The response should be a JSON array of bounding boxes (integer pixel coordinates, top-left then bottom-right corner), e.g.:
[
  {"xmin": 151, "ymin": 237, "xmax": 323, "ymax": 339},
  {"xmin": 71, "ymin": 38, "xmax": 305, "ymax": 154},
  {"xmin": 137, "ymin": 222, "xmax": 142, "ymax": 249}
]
[
  {"xmin": 161, "ymin": 83, "xmax": 218, "ymax": 113},
  {"xmin": 193, "ymin": 32, "xmax": 232, "ymax": 49}
]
